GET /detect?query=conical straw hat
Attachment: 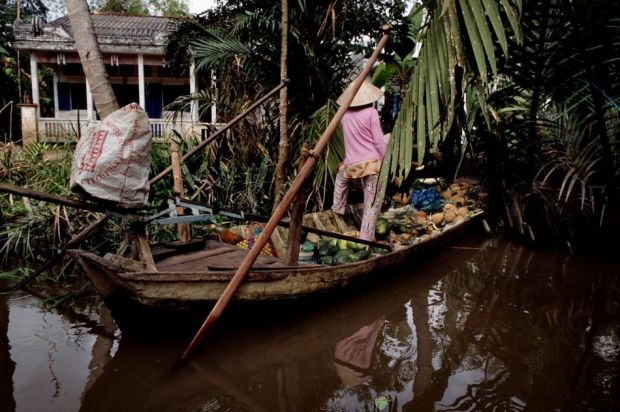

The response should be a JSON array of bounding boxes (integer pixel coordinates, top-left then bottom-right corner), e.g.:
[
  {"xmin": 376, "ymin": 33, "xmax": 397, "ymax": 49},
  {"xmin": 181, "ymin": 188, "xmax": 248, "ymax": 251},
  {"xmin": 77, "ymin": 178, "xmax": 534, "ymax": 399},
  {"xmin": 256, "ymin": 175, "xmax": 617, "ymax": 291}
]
[{"xmin": 336, "ymin": 79, "xmax": 383, "ymax": 107}]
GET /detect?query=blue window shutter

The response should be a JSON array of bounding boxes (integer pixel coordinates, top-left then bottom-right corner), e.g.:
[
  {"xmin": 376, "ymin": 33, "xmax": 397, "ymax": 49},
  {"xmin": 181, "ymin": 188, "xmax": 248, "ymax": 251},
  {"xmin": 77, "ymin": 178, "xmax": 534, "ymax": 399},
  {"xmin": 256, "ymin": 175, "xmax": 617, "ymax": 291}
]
[{"xmin": 57, "ymin": 82, "xmax": 71, "ymax": 110}]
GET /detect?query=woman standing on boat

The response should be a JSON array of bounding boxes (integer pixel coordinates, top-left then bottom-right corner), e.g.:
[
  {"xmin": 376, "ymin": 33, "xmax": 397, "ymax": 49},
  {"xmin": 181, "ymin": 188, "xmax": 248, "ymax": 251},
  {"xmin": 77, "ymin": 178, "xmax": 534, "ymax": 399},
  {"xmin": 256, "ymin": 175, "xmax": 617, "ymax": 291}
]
[{"xmin": 332, "ymin": 79, "xmax": 387, "ymax": 241}]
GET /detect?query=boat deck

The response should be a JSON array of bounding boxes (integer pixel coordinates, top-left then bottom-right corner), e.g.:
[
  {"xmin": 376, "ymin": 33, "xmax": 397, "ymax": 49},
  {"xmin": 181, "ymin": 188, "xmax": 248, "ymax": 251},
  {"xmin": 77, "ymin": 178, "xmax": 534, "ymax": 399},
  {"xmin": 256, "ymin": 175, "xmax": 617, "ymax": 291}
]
[
  {"xmin": 146, "ymin": 205, "xmax": 366, "ymax": 274},
  {"xmin": 153, "ymin": 240, "xmax": 288, "ymax": 273}
]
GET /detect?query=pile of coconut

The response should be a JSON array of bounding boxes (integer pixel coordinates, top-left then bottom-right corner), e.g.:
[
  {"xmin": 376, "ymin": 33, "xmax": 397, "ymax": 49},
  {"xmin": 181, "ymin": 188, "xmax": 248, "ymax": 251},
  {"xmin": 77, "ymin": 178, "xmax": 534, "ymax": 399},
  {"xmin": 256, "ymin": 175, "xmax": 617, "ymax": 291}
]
[{"xmin": 378, "ymin": 179, "xmax": 486, "ymax": 250}]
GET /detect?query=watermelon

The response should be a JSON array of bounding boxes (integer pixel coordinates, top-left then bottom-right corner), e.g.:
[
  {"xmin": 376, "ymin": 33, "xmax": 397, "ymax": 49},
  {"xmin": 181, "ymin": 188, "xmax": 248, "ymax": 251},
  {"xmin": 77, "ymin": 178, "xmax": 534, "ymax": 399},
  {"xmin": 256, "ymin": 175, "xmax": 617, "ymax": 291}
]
[
  {"xmin": 375, "ymin": 218, "xmax": 390, "ymax": 240},
  {"xmin": 300, "ymin": 241, "xmax": 315, "ymax": 252},
  {"xmin": 337, "ymin": 239, "xmax": 349, "ymax": 250},
  {"xmin": 317, "ymin": 243, "xmax": 339, "ymax": 257},
  {"xmin": 354, "ymin": 249, "xmax": 370, "ymax": 260},
  {"xmin": 333, "ymin": 249, "xmax": 358, "ymax": 264},
  {"xmin": 347, "ymin": 241, "xmax": 366, "ymax": 251},
  {"xmin": 318, "ymin": 256, "xmax": 334, "ymax": 265}
]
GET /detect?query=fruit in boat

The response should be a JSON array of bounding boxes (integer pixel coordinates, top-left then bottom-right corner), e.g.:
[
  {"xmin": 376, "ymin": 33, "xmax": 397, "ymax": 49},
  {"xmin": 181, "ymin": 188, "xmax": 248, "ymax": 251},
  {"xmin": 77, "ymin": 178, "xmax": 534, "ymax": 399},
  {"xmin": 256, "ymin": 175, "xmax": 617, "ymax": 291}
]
[
  {"xmin": 444, "ymin": 210, "xmax": 457, "ymax": 223},
  {"xmin": 375, "ymin": 218, "xmax": 390, "ymax": 240},
  {"xmin": 337, "ymin": 239, "xmax": 349, "ymax": 250},
  {"xmin": 354, "ymin": 249, "xmax": 370, "ymax": 260},
  {"xmin": 347, "ymin": 241, "xmax": 366, "ymax": 251},
  {"xmin": 431, "ymin": 212, "xmax": 444, "ymax": 225},
  {"xmin": 317, "ymin": 242, "xmax": 339, "ymax": 257},
  {"xmin": 300, "ymin": 241, "xmax": 315, "ymax": 252},
  {"xmin": 318, "ymin": 256, "xmax": 334, "ymax": 265},
  {"xmin": 333, "ymin": 249, "xmax": 358, "ymax": 264}
]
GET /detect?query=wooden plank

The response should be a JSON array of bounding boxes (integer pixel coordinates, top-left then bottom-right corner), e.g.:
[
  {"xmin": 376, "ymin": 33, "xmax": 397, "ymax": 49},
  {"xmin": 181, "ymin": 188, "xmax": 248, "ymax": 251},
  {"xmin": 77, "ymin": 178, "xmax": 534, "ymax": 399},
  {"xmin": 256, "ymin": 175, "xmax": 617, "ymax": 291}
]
[{"xmin": 156, "ymin": 247, "xmax": 237, "ymax": 271}]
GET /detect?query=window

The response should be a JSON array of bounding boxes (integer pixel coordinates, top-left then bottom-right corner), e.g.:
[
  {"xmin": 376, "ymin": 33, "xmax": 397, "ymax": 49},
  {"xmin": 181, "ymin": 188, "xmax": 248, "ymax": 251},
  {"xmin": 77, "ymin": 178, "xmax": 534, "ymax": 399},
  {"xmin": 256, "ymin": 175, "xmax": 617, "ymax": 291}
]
[
  {"xmin": 57, "ymin": 82, "xmax": 86, "ymax": 110},
  {"xmin": 162, "ymin": 84, "xmax": 190, "ymax": 108}
]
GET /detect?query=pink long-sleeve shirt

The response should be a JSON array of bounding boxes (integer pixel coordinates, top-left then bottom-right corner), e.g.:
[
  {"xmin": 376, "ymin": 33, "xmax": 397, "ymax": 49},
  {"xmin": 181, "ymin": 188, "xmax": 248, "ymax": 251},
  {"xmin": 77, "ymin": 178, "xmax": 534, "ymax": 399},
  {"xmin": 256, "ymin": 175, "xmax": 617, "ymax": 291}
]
[{"xmin": 340, "ymin": 106, "xmax": 386, "ymax": 166}]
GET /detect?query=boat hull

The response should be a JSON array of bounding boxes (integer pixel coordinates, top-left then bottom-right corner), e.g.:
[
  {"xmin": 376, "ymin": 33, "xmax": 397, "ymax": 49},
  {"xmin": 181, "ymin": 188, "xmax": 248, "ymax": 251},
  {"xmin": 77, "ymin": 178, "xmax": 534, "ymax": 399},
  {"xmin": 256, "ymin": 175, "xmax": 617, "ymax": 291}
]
[{"xmin": 72, "ymin": 212, "xmax": 483, "ymax": 316}]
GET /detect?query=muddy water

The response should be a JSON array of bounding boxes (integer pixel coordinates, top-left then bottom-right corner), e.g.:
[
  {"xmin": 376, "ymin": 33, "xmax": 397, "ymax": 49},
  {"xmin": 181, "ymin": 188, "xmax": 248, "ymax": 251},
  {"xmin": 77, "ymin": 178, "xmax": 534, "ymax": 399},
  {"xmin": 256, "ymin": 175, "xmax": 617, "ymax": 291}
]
[{"xmin": 1, "ymin": 235, "xmax": 619, "ymax": 411}]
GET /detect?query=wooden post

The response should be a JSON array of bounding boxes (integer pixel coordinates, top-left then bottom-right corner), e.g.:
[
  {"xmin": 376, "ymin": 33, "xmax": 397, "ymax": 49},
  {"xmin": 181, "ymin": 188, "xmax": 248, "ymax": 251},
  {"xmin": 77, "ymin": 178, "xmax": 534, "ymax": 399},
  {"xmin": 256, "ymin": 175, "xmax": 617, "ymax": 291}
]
[
  {"xmin": 182, "ymin": 26, "xmax": 391, "ymax": 360},
  {"xmin": 171, "ymin": 141, "xmax": 191, "ymax": 243},
  {"xmin": 285, "ymin": 146, "xmax": 309, "ymax": 265}
]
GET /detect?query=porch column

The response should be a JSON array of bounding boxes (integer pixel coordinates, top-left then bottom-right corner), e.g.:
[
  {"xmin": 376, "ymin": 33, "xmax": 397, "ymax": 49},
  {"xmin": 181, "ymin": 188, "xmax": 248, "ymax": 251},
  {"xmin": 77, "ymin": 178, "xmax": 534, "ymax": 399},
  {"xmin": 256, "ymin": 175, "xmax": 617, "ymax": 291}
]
[
  {"xmin": 53, "ymin": 73, "xmax": 59, "ymax": 118},
  {"xmin": 19, "ymin": 104, "xmax": 39, "ymax": 145},
  {"xmin": 29, "ymin": 54, "xmax": 39, "ymax": 113},
  {"xmin": 189, "ymin": 59, "xmax": 198, "ymax": 123},
  {"xmin": 211, "ymin": 70, "xmax": 217, "ymax": 123},
  {"xmin": 138, "ymin": 54, "xmax": 146, "ymax": 110},
  {"xmin": 86, "ymin": 79, "xmax": 94, "ymax": 120}
]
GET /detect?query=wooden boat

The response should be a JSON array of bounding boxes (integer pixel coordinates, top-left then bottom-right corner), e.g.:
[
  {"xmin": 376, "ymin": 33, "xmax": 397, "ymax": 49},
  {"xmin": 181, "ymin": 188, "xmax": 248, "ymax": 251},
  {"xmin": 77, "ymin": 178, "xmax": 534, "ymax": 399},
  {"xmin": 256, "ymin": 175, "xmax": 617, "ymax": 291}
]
[
  {"xmin": 79, "ymin": 236, "xmax": 491, "ymax": 412},
  {"xmin": 70, "ymin": 205, "xmax": 485, "ymax": 315}
]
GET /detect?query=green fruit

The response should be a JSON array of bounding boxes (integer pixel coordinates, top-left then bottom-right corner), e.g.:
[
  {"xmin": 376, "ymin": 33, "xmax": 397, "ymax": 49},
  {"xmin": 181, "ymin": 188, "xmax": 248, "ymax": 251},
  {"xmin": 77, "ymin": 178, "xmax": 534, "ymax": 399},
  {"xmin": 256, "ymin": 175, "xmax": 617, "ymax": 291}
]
[
  {"xmin": 347, "ymin": 241, "xmax": 365, "ymax": 251},
  {"xmin": 354, "ymin": 249, "xmax": 370, "ymax": 260},
  {"xmin": 375, "ymin": 218, "xmax": 390, "ymax": 239},
  {"xmin": 336, "ymin": 239, "xmax": 349, "ymax": 250},
  {"xmin": 317, "ymin": 243, "xmax": 339, "ymax": 257},
  {"xmin": 317, "ymin": 239, "xmax": 330, "ymax": 249},
  {"xmin": 318, "ymin": 256, "xmax": 334, "ymax": 265},
  {"xmin": 333, "ymin": 249, "xmax": 358, "ymax": 264},
  {"xmin": 300, "ymin": 241, "xmax": 315, "ymax": 252}
]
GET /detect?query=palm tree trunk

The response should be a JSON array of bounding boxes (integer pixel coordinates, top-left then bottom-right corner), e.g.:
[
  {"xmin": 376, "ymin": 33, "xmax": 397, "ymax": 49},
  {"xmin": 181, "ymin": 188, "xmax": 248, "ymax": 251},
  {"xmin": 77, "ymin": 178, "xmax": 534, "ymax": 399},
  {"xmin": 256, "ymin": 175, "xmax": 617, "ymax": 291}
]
[
  {"xmin": 273, "ymin": 0, "xmax": 289, "ymax": 211},
  {"xmin": 65, "ymin": 0, "xmax": 119, "ymax": 118}
]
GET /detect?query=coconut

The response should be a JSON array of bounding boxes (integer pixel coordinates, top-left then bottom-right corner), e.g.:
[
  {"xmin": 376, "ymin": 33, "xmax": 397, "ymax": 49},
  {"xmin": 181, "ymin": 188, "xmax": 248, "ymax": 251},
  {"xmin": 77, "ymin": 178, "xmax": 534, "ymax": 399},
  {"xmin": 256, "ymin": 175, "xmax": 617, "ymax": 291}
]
[
  {"xmin": 431, "ymin": 212, "xmax": 444, "ymax": 225},
  {"xmin": 444, "ymin": 210, "xmax": 457, "ymax": 223},
  {"xmin": 452, "ymin": 196, "xmax": 466, "ymax": 207},
  {"xmin": 441, "ymin": 190, "xmax": 453, "ymax": 199},
  {"xmin": 414, "ymin": 217, "xmax": 427, "ymax": 226},
  {"xmin": 307, "ymin": 233, "xmax": 321, "ymax": 243},
  {"xmin": 457, "ymin": 206, "xmax": 469, "ymax": 216},
  {"xmin": 415, "ymin": 210, "xmax": 427, "ymax": 219},
  {"xmin": 392, "ymin": 193, "xmax": 409, "ymax": 205},
  {"xmin": 400, "ymin": 233, "xmax": 412, "ymax": 241}
]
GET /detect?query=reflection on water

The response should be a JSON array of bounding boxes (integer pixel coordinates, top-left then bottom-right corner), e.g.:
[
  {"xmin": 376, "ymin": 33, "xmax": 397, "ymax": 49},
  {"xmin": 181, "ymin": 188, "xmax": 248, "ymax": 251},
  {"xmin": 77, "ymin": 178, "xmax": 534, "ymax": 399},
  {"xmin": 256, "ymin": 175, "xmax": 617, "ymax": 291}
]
[{"xmin": 1, "ymin": 235, "xmax": 619, "ymax": 411}]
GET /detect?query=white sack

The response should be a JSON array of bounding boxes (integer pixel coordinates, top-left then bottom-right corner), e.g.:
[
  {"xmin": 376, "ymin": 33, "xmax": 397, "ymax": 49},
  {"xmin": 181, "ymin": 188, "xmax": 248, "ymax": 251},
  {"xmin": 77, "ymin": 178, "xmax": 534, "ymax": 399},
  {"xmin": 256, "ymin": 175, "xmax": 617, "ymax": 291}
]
[{"xmin": 70, "ymin": 103, "xmax": 152, "ymax": 208}]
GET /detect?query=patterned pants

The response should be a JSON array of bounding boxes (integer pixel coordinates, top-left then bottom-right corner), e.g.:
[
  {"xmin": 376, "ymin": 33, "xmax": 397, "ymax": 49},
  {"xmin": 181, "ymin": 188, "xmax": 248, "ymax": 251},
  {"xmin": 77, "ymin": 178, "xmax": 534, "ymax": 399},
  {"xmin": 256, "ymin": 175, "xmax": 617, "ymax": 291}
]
[{"xmin": 332, "ymin": 169, "xmax": 381, "ymax": 241}]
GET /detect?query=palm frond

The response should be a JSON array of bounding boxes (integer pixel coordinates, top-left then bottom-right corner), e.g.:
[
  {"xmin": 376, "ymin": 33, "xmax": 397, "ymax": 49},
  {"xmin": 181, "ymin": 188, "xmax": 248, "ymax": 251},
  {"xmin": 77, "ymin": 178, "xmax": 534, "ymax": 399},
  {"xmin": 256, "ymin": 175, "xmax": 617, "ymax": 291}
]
[{"xmin": 390, "ymin": 0, "xmax": 521, "ymax": 182}]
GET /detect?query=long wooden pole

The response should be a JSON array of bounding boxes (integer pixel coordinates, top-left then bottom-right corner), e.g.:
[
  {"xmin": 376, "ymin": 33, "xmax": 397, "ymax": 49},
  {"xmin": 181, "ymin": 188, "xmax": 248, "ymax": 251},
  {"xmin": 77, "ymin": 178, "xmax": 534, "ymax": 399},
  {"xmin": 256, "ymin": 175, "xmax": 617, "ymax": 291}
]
[{"xmin": 182, "ymin": 26, "xmax": 391, "ymax": 360}]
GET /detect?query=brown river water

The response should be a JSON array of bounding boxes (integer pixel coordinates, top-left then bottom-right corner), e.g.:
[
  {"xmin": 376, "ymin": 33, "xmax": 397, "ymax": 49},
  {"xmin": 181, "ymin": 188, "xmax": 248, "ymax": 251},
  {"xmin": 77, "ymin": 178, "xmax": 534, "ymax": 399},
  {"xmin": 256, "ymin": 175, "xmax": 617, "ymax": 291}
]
[{"xmin": 1, "ymin": 234, "xmax": 619, "ymax": 411}]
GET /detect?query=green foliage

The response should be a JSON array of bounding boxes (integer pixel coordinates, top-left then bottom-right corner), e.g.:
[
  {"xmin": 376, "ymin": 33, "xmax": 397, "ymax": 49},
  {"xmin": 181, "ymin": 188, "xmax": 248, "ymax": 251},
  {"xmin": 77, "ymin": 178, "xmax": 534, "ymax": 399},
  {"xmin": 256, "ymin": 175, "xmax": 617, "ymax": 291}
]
[
  {"xmin": 0, "ymin": 0, "xmax": 48, "ymax": 141},
  {"xmin": 165, "ymin": 0, "xmax": 409, "ymax": 210},
  {"xmin": 387, "ymin": 0, "xmax": 620, "ymax": 246},
  {"xmin": 391, "ymin": 0, "xmax": 522, "ymax": 181},
  {"xmin": 93, "ymin": 0, "xmax": 189, "ymax": 16}
]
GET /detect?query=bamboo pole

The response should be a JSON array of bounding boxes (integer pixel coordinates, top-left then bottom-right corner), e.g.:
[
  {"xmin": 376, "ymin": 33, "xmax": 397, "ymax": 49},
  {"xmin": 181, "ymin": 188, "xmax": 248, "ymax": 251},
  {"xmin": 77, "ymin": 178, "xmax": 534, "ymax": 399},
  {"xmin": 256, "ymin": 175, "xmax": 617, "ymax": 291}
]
[
  {"xmin": 0, "ymin": 183, "xmax": 109, "ymax": 213},
  {"xmin": 182, "ymin": 26, "xmax": 391, "ymax": 360},
  {"xmin": 170, "ymin": 141, "xmax": 191, "ymax": 243},
  {"xmin": 285, "ymin": 146, "xmax": 309, "ymax": 265}
]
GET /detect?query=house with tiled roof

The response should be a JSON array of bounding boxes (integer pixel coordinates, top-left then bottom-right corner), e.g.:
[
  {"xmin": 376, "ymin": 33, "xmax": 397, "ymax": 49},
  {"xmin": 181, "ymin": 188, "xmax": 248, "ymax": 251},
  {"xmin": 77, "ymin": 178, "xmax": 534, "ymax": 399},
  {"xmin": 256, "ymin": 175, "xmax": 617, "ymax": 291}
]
[{"xmin": 13, "ymin": 14, "xmax": 215, "ymax": 144}]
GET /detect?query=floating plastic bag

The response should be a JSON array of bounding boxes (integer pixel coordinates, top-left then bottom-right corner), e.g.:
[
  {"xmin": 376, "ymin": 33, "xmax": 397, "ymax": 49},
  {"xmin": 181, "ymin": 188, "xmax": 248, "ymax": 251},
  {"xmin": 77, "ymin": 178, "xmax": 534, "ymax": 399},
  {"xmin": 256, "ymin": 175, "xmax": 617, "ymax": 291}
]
[
  {"xmin": 70, "ymin": 103, "xmax": 152, "ymax": 208},
  {"xmin": 409, "ymin": 187, "xmax": 443, "ymax": 212}
]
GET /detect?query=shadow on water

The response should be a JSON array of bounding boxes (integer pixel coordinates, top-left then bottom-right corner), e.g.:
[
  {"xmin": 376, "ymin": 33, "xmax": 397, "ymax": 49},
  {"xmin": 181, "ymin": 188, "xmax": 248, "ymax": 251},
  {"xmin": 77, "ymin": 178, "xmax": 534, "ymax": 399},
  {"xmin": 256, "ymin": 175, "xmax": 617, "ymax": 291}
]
[
  {"xmin": 1, "ymin": 282, "xmax": 16, "ymax": 412},
  {"xmin": 2, "ymin": 235, "xmax": 619, "ymax": 411}
]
